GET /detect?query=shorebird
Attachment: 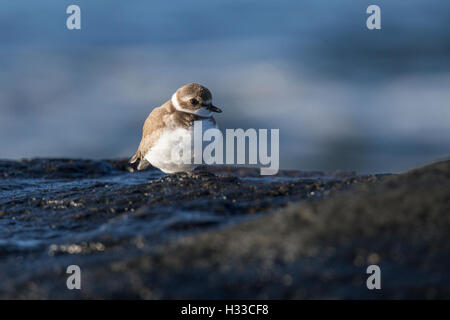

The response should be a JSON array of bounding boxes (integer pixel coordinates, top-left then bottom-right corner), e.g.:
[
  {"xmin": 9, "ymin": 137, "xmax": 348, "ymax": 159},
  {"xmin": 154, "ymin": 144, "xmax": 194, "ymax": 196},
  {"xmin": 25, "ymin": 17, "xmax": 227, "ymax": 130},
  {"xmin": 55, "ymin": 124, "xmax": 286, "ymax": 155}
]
[{"xmin": 130, "ymin": 83, "xmax": 222, "ymax": 173}]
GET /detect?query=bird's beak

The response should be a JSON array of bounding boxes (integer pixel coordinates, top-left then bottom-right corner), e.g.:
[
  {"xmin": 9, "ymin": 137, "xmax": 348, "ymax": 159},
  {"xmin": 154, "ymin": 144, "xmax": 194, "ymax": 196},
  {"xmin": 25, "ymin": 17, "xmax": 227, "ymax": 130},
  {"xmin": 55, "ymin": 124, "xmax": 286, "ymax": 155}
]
[{"xmin": 207, "ymin": 104, "xmax": 222, "ymax": 113}]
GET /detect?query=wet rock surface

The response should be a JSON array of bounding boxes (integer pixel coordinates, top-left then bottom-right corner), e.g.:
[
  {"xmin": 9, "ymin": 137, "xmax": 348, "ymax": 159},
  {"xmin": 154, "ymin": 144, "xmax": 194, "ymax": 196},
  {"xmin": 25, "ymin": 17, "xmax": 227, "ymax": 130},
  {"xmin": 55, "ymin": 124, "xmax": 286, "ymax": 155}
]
[{"xmin": 0, "ymin": 158, "xmax": 448, "ymax": 299}]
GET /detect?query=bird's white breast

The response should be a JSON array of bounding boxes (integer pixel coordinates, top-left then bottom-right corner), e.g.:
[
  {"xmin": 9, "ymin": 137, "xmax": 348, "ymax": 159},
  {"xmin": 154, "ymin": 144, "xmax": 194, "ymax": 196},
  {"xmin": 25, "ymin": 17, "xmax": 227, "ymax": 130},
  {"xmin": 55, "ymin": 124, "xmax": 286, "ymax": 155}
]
[{"xmin": 144, "ymin": 119, "xmax": 217, "ymax": 173}]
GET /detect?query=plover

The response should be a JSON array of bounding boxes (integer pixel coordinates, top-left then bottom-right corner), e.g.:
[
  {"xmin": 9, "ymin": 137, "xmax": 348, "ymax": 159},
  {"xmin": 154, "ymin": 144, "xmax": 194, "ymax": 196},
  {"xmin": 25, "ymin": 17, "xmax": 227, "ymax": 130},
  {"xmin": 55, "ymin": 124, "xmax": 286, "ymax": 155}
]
[{"xmin": 130, "ymin": 83, "xmax": 222, "ymax": 173}]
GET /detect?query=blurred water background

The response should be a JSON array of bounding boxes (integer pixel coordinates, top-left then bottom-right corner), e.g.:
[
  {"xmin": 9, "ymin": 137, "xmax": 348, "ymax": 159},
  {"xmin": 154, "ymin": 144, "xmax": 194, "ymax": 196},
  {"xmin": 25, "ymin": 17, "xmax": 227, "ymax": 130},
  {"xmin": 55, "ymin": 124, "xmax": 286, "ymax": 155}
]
[{"xmin": 0, "ymin": 0, "xmax": 449, "ymax": 173}]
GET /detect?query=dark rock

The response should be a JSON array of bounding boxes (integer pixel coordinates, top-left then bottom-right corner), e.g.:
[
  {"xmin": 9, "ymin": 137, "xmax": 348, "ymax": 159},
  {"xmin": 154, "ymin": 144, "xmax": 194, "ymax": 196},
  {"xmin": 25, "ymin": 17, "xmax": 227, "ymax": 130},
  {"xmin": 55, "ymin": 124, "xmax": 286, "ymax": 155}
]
[{"xmin": 0, "ymin": 158, "xmax": 448, "ymax": 299}]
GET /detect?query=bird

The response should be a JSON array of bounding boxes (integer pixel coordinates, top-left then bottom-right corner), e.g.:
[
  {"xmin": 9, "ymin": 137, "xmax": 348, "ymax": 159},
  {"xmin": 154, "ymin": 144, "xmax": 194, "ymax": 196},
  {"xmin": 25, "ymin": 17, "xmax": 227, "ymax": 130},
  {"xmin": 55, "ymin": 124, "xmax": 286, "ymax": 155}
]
[{"xmin": 130, "ymin": 83, "xmax": 222, "ymax": 173}]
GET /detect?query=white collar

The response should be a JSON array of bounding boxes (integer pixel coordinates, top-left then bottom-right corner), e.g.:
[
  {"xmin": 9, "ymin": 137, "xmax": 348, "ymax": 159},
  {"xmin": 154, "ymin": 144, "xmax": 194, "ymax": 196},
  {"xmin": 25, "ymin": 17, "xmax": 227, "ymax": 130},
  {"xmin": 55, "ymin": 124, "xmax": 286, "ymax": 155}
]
[{"xmin": 171, "ymin": 93, "xmax": 212, "ymax": 117}]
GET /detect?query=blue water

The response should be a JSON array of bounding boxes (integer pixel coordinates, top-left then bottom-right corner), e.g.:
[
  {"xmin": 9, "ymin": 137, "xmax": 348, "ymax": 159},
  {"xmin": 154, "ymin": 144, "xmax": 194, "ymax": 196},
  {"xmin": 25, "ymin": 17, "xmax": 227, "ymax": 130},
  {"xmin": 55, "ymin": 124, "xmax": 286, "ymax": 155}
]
[{"xmin": 1, "ymin": 0, "xmax": 449, "ymax": 173}]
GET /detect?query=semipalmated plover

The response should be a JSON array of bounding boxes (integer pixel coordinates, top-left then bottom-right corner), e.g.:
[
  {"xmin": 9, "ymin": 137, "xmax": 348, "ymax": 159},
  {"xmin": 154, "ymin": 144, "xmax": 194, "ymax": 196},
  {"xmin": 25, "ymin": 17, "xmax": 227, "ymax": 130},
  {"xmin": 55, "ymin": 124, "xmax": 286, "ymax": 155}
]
[{"xmin": 130, "ymin": 83, "xmax": 222, "ymax": 173}]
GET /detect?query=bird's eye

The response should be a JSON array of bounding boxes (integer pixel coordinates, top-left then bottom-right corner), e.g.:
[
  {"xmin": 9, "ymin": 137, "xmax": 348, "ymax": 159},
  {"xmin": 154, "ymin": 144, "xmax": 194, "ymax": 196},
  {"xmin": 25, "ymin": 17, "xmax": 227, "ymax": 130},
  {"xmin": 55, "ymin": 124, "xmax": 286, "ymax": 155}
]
[{"xmin": 190, "ymin": 98, "xmax": 198, "ymax": 105}]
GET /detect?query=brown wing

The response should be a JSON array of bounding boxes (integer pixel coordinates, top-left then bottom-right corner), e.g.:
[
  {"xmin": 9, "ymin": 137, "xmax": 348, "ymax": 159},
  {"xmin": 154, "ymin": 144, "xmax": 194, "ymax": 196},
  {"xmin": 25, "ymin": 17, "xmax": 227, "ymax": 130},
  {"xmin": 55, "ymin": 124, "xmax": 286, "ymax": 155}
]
[{"xmin": 129, "ymin": 103, "xmax": 171, "ymax": 170}]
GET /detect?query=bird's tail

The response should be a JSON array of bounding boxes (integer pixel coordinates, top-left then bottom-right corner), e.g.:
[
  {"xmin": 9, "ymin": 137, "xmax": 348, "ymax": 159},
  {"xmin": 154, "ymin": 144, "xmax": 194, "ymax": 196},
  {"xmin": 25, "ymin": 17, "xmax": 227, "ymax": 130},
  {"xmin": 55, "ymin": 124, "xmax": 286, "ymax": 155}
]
[
  {"xmin": 129, "ymin": 151, "xmax": 140, "ymax": 164},
  {"xmin": 129, "ymin": 151, "xmax": 150, "ymax": 171}
]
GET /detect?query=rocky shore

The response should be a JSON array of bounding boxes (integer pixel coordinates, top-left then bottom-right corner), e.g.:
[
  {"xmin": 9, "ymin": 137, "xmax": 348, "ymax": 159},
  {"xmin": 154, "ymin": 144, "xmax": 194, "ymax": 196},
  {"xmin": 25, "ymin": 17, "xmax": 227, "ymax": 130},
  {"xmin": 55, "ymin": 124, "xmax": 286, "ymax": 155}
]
[{"xmin": 0, "ymin": 158, "xmax": 448, "ymax": 299}]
